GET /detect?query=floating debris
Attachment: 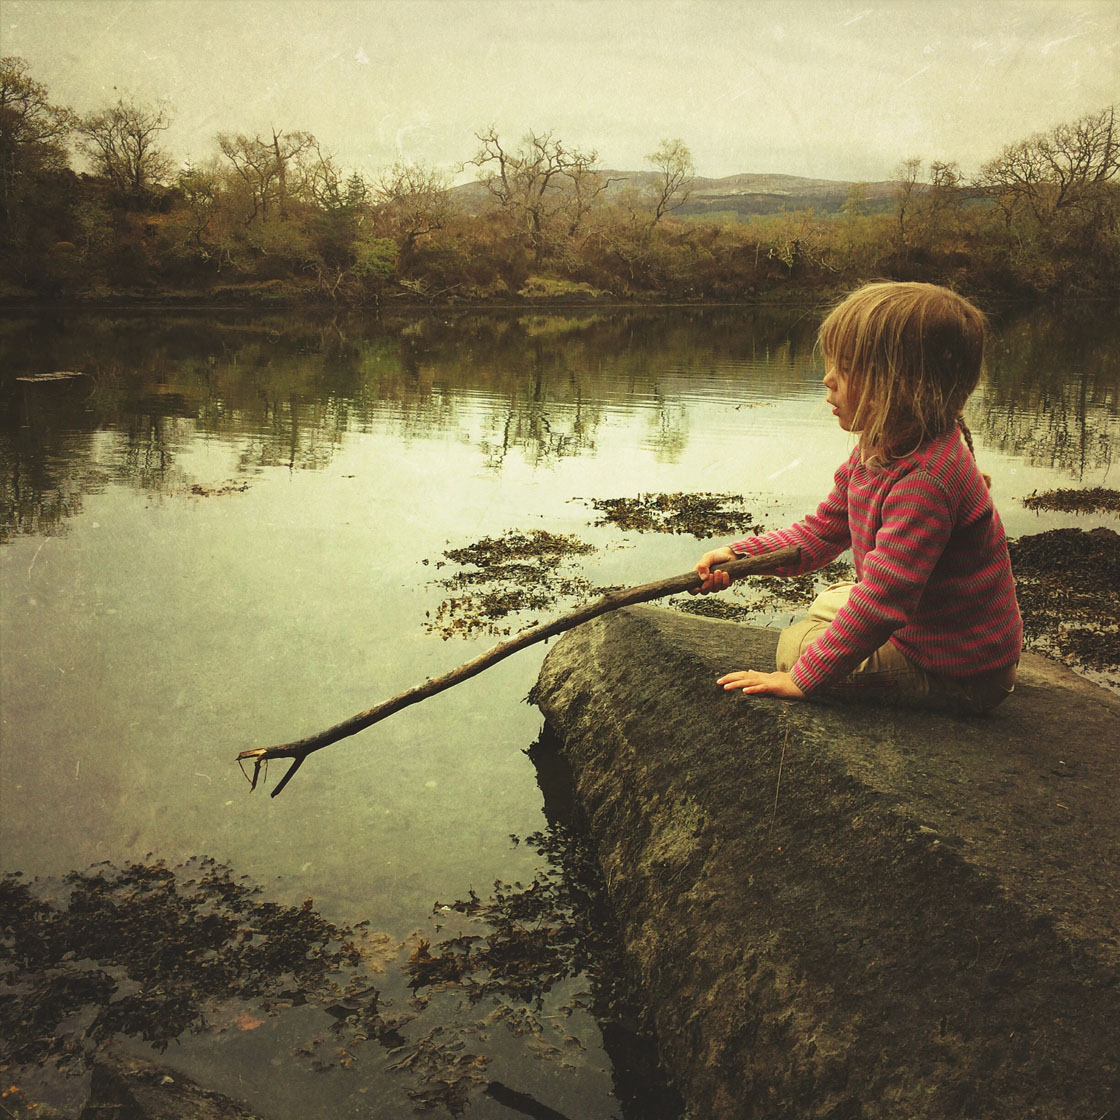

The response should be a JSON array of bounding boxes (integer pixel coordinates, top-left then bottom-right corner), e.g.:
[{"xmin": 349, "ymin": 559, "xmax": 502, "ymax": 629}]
[
  {"xmin": 440, "ymin": 530, "xmax": 595, "ymax": 571},
  {"xmin": 405, "ymin": 777, "xmax": 681, "ymax": 1119},
  {"xmin": 584, "ymin": 492, "xmax": 758, "ymax": 538},
  {"xmin": 427, "ymin": 530, "xmax": 600, "ymax": 639},
  {"xmin": 0, "ymin": 1083, "xmax": 66, "ymax": 1118},
  {"xmin": 413, "ymin": 823, "xmax": 638, "ymax": 1041},
  {"xmin": 0, "ymin": 850, "xmax": 635, "ymax": 1117},
  {"xmin": 1022, "ymin": 487, "xmax": 1120, "ymax": 515},
  {"xmin": 14, "ymin": 371, "xmax": 86, "ymax": 383},
  {"xmin": 425, "ymin": 495, "xmax": 774, "ymax": 639},
  {"xmin": 185, "ymin": 480, "xmax": 252, "ymax": 498},
  {"xmin": 389, "ymin": 1028, "xmax": 492, "ymax": 1113}
]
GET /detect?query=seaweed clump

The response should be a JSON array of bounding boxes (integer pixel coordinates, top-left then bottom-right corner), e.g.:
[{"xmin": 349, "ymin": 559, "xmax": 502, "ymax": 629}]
[
  {"xmin": 185, "ymin": 480, "xmax": 252, "ymax": 498},
  {"xmin": 0, "ymin": 852, "xmax": 644, "ymax": 1116},
  {"xmin": 1009, "ymin": 527, "xmax": 1120, "ymax": 686},
  {"xmin": 426, "ymin": 529, "xmax": 598, "ymax": 639},
  {"xmin": 1022, "ymin": 487, "xmax": 1120, "ymax": 515},
  {"xmin": 402, "ymin": 799, "xmax": 681, "ymax": 1120},
  {"xmin": 408, "ymin": 825, "xmax": 616, "ymax": 1009},
  {"xmin": 585, "ymin": 492, "xmax": 758, "ymax": 538},
  {"xmin": 0, "ymin": 858, "xmax": 403, "ymax": 1075}
]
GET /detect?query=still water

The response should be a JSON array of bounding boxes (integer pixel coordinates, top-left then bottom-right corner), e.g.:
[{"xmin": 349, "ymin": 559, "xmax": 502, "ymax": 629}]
[{"xmin": 1, "ymin": 304, "xmax": 1117, "ymax": 1117}]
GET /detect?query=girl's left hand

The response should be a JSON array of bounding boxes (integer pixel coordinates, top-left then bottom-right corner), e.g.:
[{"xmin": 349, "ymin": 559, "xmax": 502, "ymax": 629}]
[
  {"xmin": 691, "ymin": 547, "xmax": 735, "ymax": 594},
  {"xmin": 717, "ymin": 670, "xmax": 805, "ymax": 700}
]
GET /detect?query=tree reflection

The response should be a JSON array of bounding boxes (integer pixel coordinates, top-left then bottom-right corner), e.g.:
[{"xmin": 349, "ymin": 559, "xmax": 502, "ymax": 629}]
[
  {"xmin": 0, "ymin": 431, "xmax": 102, "ymax": 539},
  {"xmin": 3, "ymin": 303, "xmax": 1110, "ymax": 539},
  {"xmin": 0, "ymin": 377, "xmax": 107, "ymax": 539},
  {"xmin": 117, "ymin": 412, "xmax": 192, "ymax": 491},
  {"xmin": 979, "ymin": 305, "xmax": 1119, "ymax": 479}
]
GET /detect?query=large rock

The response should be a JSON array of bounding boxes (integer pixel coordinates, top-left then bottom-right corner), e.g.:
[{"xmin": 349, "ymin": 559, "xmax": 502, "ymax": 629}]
[
  {"xmin": 78, "ymin": 1049, "xmax": 264, "ymax": 1120},
  {"xmin": 531, "ymin": 606, "xmax": 1120, "ymax": 1120}
]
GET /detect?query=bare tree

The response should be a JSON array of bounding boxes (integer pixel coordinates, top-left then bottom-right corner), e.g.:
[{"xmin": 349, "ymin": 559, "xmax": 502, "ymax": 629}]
[
  {"xmin": 762, "ymin": 208, "xmax": 835, "ymax": 276},
  {"xmin": 909, "ymin": 161, "xmax": 963, "ymax": 248},
  {"xmin": 216, "ymin": 128, "xmax": 317, "ymax": 224},
  {"xmin": 927, "ymin": 160, "xmax": 962, "ymax": 205},
  {"xmin": 646, "ymin": 138, "xmax": 694, "ymax": 225},
  {"xmin": 174, "ymin": 159, "xmax": 224, "ymax": 263},
  {"xmin": 375, "ymin": 161, "xmax": 454, "ymax": 257},
  {"xmin": 893, "ymin": 156, "xmax": 923, "ymax": 250},
  {"xmin": 975, "ymin": 105, "xmax": 1119, "ymax": 249},
  {"xmin": 470, "ymin": 128, "xmax": 612, "ymax": 265},
  {"xmin": 77, "ymin": 97, "xmax": 174, "ymax": 203}
]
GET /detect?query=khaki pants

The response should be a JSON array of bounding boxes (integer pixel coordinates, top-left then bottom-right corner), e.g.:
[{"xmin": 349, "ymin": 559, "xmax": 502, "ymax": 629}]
[{"xmin": 777, "ymin": 583, "xmax": 1016, "ymax": 715}]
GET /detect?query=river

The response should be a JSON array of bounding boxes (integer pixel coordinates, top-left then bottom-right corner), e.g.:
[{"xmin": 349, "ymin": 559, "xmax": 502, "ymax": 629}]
[{"xmin": 1, "ymin": 302, "xmax": 1117, "ymax": 1118}]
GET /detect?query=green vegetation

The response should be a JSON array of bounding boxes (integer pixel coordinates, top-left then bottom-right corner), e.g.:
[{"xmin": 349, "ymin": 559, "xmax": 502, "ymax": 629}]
[{"xmin": 2, "ymin": 55, "xmax": 1117, "ymax": 303}]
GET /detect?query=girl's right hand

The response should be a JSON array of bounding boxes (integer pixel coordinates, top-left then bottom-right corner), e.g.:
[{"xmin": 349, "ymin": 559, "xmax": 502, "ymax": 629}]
[{"xmin": 691, "ymin": 547, "xmax": 735, "ymax": 594}]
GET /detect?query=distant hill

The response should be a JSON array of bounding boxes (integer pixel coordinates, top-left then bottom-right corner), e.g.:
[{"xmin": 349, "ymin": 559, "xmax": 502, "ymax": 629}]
[
  {"xmin": 671, "ymin": 172, "xmax": 899, "ymax": 218},
  {"xmin": 451, "ymin": 171, "xmax": 900, "ymax": 220}
]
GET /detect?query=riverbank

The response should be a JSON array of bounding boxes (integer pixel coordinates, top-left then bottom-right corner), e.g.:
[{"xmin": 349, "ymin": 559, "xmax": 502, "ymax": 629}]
[{"xmin": 3, "ymin": 285, "xmax": 1118, "ymax": 313}]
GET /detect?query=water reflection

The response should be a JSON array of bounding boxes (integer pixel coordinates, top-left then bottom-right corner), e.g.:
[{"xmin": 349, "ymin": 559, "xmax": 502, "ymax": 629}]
[
  {"xmin": 1, "ymin": 304, "xmax": 1117, "ymax": 540},
  {"xmin": 982, "ymin": 303, "xmax": 1119, "ymax": 479},
  {"xmin": 0, "ymin": 307, "xmax": 822, "ymax": 538}
]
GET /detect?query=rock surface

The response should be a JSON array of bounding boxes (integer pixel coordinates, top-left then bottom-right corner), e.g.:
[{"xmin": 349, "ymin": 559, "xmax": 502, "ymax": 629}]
[
  {"xmin": 77, "ymin": 1049, "xmax": 264, "ymax": 1120},
  {"xmin": 532, "ymin": 606, "xmax": 1120, "ymax": 1120}
]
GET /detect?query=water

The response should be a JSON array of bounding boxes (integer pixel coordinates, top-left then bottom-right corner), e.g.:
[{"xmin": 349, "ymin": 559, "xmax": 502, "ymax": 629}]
[{"xmin": 1, "ymin": 303, "xmax": 1117, "ymax": 1117}]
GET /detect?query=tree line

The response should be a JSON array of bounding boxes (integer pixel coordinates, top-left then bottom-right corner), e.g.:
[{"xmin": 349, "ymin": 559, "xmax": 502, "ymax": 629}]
[{"xmin": 1, "ymin": 56, "xmax": 1117, "ymax": 305}]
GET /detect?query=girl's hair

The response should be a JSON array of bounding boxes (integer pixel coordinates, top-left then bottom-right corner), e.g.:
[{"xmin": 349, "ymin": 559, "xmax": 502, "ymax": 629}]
[{"xmin": 818, "ymin": 281, "xmax": 986, "ymax": 467}]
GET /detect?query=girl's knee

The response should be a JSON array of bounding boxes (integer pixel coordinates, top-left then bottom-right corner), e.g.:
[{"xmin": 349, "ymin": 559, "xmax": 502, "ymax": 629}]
[
  {"xmin": 777, "ymin": 583, "xmax": 856, "ymax": 670},
  {"xmin": 805, "ymin": 582, "xmax": 855, "ymax": 624},
  {"xmin": 776, "ymin": 618, "xmax": 828, "ymax": 671}
]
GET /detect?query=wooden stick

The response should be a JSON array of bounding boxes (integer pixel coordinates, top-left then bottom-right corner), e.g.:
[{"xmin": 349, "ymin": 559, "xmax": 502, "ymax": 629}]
[{"xmin": 236, "ymin": 546, "xmax": 799, "ymax": 797}]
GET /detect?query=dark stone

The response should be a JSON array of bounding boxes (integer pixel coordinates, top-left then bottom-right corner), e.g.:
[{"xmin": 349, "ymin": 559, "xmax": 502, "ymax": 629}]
[
  {"xmin": 532, "ymin": 606, "xmax": 1120, "ymax": 1120},
  {"xmin": 78, "ymin": 1050, "xmax": 265, "ymax": 1120}
]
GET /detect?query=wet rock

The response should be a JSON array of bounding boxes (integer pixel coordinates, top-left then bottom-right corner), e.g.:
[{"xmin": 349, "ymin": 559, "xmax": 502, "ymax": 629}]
[
  {"xmin": 532, "ymin": 606, "xmax": 1120, "ymax": 1120},
  {"xmin": 77, "ymin": 1050, "xmax": 264, "ymax": 1119}
]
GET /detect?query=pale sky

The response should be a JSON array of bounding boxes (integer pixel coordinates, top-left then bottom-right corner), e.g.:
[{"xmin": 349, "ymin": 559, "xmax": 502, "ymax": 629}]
[{"xmin": 3, "ymin": 0, "xmax": 1118, "ymax": 183}]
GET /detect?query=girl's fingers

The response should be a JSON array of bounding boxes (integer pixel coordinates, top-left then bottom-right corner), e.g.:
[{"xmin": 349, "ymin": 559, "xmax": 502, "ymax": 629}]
[
  {"xmin": 717, "ymin": 671, "xmax": 755, "ymax": 688},
  {"xmin": 716, "ymin": 670, "xmax": 805, "ymax": 700},
  {"xmin": 690, "ymin": 569, "xmax": 730, "ymax": 595}
]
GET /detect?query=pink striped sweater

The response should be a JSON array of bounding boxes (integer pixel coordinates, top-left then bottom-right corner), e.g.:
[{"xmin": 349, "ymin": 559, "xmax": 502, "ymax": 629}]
[{"xmin": 730, "ymin": 427, "xmax": 1023, "ymax": 694}]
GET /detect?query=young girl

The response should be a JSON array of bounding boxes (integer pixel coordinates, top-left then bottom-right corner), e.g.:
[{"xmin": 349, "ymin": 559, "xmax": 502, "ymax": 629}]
[{"xmin": 694, "ymin": 281, "xmax": 1022, "ymax": 714}]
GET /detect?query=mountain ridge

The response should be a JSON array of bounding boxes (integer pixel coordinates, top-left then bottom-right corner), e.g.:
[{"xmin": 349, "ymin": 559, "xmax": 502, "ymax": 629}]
[{"xmin": 452, "ymin": 169, "xmax": 899, "ymax": 219}]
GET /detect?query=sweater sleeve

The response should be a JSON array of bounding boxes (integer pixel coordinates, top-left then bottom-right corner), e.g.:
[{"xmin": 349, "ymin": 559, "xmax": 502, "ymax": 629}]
[
  {"xmin": 790, "ymin": 468, "xmax": 954, "ymax": 693},
  {"xmin": 729, "ymin": 456, "xmax": 854, "ymax": 575}
]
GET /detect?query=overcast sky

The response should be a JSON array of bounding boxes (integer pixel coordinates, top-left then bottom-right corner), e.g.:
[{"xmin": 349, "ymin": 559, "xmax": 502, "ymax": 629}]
[{"xmin": 3, "ymin": 0, "xmax": 1118, "ymax": 183}]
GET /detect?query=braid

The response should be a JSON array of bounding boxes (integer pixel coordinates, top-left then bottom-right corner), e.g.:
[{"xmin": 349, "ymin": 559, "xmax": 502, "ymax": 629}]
[
  {"xmin": 958, "ymin": 416, "xmax": 991, "ymax": 490},
  {"xmin": 958, "ymin": 416, "xmax": 976, "ymax": 454}
]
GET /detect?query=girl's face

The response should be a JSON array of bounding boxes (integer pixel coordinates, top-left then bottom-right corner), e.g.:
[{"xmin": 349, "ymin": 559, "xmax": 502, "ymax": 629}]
[{"xmin": 823, "ymin": 365, "xmax": 856, "ymax": 431}]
